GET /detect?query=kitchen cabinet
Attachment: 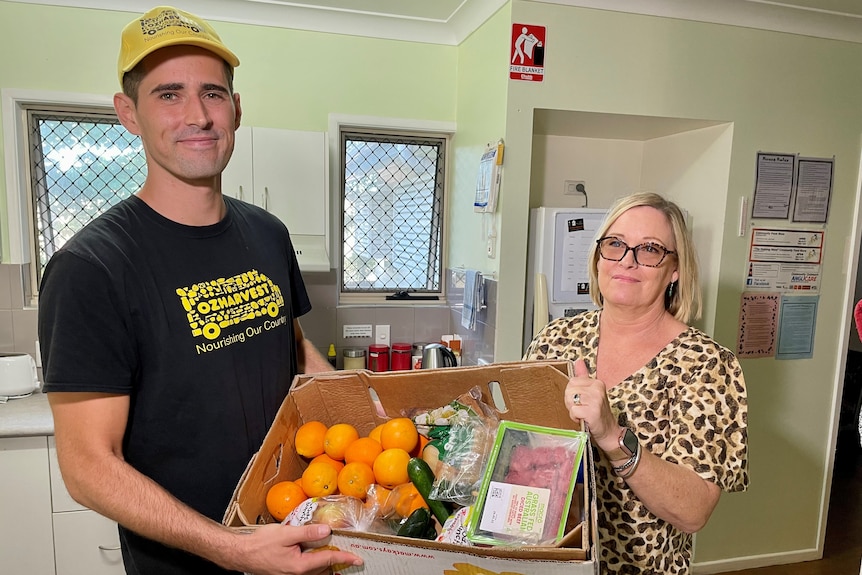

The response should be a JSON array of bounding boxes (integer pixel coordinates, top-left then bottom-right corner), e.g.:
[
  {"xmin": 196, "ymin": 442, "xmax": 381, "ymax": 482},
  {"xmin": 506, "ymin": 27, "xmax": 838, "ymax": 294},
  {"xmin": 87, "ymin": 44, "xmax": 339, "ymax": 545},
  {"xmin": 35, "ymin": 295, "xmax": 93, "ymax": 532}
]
[
  {"xmin": 222, "ymin": 126, "xmax": 330, "ymax": 271},
  {"xmin": 48, "ymin": 437, "xmax": 124, "ymax": 575},
  {"xmin": 0, "ymin": 436, "xmax": 123, "ymax": 575},
  {"xmin": 53, "ymin": 510, "xmax": 124, "ymax": 575},
  {"xmin": 0, "ymin": 436, "xmax": 55, "ymax": 574}
]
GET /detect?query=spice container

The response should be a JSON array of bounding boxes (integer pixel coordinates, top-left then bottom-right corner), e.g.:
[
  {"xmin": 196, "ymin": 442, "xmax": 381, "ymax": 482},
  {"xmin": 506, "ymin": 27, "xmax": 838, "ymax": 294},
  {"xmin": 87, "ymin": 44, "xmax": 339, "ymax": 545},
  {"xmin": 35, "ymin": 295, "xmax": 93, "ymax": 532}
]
[
  {"xmin": 343, "ymin": 348, "xmax": 366, "ymax": 370},
  {"xmin": 368, "ymin": 344, "xmax": 390, "ymax": 372},
  {"xmin": 412, "ymin": 342, "xmax": 431, "ymax": 370},
  {"xmin": 391, "ymin": 343, "xmax": 412, "ymax": 371}
]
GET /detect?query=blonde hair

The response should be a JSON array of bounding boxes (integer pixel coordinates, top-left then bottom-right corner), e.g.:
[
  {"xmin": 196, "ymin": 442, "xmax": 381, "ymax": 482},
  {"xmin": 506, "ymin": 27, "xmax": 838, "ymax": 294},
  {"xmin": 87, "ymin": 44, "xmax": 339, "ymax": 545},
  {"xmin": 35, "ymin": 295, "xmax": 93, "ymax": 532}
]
[{"xmin": 588, "ymin": 192, "xmax": 702, "ymax": 323}]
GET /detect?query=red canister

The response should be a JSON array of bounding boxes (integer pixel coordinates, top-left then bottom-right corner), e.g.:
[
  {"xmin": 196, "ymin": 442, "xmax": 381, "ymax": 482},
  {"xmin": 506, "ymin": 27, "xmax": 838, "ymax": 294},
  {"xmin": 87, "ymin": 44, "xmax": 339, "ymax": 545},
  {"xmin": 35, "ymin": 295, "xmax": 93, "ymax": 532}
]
[
  {"xmin": 368, "ymin": 344, "xmax": 390, "ymax": 372},
  {"xmin": 390, "ymin": 343, "xmax": 412, "ymax": 371}
]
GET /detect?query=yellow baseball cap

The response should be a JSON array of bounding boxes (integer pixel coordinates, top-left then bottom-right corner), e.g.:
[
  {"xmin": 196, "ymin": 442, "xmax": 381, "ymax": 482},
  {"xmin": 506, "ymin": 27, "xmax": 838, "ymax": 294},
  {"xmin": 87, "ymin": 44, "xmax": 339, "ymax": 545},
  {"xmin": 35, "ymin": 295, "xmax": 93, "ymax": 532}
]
[{"xmin": 118, "ymin": 6, "xmax": 240, "ymax": 85}]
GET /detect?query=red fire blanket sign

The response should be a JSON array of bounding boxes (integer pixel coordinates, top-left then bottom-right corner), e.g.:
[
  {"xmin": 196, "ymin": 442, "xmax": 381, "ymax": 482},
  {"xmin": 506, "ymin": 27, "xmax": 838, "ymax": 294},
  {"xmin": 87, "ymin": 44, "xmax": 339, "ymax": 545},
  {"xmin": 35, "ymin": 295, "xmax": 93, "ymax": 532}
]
[{"xmin": 510, "ymin": 24, "xmax": 545, "ymax": 82}]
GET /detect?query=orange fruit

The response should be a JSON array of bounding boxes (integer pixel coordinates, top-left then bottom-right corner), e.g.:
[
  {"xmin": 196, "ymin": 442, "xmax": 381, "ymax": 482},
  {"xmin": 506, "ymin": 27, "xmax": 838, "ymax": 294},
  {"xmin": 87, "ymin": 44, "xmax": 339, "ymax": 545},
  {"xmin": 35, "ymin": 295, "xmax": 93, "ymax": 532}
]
[
  {"xmin": 337, "ymin": 462, "xmax": 376, "ymax": 499},
  {"xmin": 295, "ymin": 421, "xmax": 328, "ymax": 458},
  {"xmin": 365, "ymin": 484, "xmax": 392, "ymax": 513},
  {"xmin": 368, "ymin": 424, "xmax": 384, "ymax": 443},
  {"xmin": 344, "ymin": 437, "xmax": 383, "ymax": 467},
  {"xmin": 324, "ymin": 423, "xmax": 360, "ymax": 460},
  {"xmin": 380, "ymin": 418, "xmax": 419, "ymax": 453},
  {"xmin": 394, "ymin": 482, "xmax": 428, "ymax": 518},
  {"xmin": 302, "ymin": 461, "xmax": 339, "ymax": 497},
  {"xmin": 373, "ymin": 448, "xmax": 411, "ymax": 488},
  {"xmin": 310, "ymin": 453, "xmax": 345, "ymax": 475},
  {"xmin": 266, "ymin": 480, "xmax": 308, "ymax": 521},
  {"xmin": 410, "ymin": 434, "xmax": 430, "ymax": 458}
]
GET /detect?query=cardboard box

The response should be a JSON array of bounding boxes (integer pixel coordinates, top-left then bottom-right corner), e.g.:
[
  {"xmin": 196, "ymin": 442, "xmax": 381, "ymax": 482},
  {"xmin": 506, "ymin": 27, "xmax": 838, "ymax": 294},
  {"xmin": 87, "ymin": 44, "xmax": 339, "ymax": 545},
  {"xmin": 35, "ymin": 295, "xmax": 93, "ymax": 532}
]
[{"xmin": 223, "ymin": 361, "xmax": 599, "ymax": 574}]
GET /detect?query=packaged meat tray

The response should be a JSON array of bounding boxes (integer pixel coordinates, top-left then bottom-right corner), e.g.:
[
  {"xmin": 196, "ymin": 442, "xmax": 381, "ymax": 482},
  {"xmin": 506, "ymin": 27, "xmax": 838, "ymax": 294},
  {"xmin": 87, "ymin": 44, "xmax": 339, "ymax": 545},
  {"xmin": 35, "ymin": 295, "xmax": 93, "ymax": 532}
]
[{"xmin": 466, "ymin": 420, "xmax": 588, "ymax": 547}]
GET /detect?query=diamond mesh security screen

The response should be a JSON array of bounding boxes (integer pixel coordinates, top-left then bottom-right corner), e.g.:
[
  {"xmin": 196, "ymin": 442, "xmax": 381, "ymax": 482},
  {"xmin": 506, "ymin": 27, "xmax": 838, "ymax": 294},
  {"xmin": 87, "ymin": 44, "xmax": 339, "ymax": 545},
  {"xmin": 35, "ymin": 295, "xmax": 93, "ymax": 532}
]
[
  {"xmin": 341, "ymin": 131, "xmax": 445, "ymax": 293},
  {"xmin": 28, "ymin": 111, "xmax": 146, "ymax": 279}
]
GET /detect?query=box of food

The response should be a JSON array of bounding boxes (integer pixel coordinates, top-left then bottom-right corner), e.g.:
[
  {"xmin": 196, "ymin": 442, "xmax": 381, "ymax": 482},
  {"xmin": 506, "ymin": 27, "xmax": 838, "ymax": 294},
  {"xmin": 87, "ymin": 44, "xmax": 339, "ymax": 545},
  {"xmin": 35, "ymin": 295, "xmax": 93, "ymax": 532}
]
[{"xmin": 223, "ymin": 361, "xmax": 599, "ymax": 575}]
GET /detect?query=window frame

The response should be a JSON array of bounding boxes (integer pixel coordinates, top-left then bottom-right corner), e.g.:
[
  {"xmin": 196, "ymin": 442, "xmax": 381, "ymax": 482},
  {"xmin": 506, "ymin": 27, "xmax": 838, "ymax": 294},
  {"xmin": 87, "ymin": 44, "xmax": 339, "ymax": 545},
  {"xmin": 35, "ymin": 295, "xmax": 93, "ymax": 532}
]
[
  {"xmin": 328, "ymin": 114, "xmax": 455, "ymax": 305},
  {"xmin": 2, "ymin": 89, "xmax": 116, "ymax": 303}
]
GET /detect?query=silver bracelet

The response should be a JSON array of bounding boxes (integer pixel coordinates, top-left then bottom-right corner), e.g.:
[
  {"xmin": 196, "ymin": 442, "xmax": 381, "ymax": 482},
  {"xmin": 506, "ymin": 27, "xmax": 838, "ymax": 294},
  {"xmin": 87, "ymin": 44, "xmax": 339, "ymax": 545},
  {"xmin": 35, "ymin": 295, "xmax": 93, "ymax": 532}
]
[
  {"xmin": 614, "ymin": 446, "xmax": 643, "ymax": 480},
  {"xmin": 612, "ymin": 450, "xmax": 638, "ymax": 473}
]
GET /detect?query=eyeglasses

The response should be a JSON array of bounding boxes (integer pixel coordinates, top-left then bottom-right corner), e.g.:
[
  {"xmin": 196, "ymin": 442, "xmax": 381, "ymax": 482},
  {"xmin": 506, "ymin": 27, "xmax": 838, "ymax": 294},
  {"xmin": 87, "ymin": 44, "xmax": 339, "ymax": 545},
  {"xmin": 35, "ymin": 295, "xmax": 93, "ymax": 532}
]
[{"xmin": 596, "ymin": 236, "xmax": 676, "ymax": 267}]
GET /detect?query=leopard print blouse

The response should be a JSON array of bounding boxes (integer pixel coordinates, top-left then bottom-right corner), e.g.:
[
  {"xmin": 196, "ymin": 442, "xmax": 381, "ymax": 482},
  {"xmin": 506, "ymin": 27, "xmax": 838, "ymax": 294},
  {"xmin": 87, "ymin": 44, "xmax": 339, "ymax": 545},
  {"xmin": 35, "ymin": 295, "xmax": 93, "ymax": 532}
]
[{"xmin": 523, "ymin": 310, "xmax": 749, "ymax": 575}]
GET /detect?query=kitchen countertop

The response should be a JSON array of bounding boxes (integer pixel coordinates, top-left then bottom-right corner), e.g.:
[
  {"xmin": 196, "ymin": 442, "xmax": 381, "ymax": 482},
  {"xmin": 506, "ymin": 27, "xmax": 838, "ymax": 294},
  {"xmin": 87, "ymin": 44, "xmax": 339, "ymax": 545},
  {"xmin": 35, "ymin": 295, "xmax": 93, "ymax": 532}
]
[{"xmin": 0, "ymin": 390, "xmax": 53, "ymax": 437}]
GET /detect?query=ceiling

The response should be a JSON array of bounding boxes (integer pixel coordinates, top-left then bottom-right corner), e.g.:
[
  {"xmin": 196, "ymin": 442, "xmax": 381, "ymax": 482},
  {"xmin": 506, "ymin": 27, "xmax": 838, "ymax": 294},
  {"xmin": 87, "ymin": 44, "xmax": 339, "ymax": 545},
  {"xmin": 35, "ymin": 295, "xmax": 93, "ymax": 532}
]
[{"xmin": 9, "ymin": 0, "xmax": 862, "ymax": 44}]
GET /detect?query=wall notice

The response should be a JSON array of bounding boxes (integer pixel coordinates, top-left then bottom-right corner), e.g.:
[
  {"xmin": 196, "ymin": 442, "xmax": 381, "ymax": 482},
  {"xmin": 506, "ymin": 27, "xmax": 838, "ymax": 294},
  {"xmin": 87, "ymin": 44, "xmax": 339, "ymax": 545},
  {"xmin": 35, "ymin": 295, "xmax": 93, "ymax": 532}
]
[
  {"xmin": 510, "ymin": 24, "xmax": 545, "ymax": 82},
  {"xmin": 775, "ymin": 296, "xmax": 818, "ymax": 360},
  {"xmin": 737, "ymin": 292, "xmax": 780, "ymax": 358},
  {"xmin": 744, "ymin": 228, "xmax": 824, "ymax": 293}
]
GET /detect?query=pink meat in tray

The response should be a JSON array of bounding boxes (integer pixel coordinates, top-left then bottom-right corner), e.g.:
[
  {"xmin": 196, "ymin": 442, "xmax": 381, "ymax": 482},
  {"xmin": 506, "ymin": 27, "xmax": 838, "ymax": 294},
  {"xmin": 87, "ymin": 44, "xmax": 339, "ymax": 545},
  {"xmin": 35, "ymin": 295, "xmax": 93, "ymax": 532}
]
[{"xmin": 504, "ymin": 444, "xmax": 577, "ymax": 540}]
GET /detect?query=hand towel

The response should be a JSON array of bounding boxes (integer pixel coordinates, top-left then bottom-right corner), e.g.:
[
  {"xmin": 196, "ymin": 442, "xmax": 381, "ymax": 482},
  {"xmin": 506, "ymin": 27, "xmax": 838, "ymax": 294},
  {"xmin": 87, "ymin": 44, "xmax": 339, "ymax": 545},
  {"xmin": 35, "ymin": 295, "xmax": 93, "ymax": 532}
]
[{"xmin": 461, "ymin": 270, "xmax": 482, "ymax": 330}]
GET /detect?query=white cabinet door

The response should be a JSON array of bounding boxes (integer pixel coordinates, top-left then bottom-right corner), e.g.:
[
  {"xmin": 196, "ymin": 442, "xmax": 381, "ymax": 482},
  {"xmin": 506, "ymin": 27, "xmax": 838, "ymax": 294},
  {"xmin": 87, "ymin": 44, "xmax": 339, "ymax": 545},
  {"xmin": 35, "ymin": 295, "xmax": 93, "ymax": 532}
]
[
  {"xmin": 222, "ymin": 125, "xmax": 255, "ymax": 204},
  {"xmin": 53, "ymin": 510, "xmax": 124, "ymax": 575},
  {"xmin": 0, "ymin": 436, "xmax": 55, "ymax": 575},
  {"xmin": 250, "ymin": 128, "xmax": 328, "ymax": 237}
]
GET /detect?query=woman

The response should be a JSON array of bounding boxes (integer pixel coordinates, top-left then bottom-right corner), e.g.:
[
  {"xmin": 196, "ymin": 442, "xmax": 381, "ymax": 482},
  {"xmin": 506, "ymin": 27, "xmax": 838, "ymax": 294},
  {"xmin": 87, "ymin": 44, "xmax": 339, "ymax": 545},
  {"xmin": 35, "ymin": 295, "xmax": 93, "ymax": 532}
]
[{"xmin": 524, "ymin": 192, "xmax": 748, "ymax": 574}]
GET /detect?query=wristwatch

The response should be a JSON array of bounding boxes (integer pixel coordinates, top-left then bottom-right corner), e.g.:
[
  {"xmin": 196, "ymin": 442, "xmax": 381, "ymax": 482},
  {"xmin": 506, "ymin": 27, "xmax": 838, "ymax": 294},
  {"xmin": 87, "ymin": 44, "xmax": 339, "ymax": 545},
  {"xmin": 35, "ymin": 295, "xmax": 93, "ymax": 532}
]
[{"xmin": 604, "ymin": 427, "xmax": 639, "ymax": 461}]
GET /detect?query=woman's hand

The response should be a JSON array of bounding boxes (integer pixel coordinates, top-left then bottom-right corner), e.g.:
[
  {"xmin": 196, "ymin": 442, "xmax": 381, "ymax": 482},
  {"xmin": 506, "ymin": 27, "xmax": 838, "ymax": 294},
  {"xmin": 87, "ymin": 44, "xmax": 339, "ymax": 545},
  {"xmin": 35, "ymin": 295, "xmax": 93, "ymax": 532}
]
[{"xmin": 565, "ymin": 358, "xmax": 622, "ymax": 454}]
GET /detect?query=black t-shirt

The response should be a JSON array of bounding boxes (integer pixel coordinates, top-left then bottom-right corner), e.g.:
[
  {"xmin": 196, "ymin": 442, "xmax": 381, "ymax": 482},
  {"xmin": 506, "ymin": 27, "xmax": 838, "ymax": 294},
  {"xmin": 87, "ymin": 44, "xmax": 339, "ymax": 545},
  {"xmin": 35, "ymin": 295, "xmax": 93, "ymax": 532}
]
[{"xmin": 39, "ymin": 195, "xmax": 311, "ymax": 574}]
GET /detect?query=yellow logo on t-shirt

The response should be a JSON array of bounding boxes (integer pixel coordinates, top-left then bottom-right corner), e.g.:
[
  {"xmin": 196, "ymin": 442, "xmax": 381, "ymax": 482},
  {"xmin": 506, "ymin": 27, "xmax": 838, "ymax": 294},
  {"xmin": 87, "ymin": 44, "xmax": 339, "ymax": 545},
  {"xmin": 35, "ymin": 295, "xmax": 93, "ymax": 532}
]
[{"xmin": 176, "ymin": 269, "xmax": 284, "ymax": 341}]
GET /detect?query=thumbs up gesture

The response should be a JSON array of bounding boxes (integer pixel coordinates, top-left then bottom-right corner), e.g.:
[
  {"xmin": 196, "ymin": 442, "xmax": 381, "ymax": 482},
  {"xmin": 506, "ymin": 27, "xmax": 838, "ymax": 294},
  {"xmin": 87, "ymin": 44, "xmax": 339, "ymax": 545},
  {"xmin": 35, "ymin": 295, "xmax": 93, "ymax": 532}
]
[{"xmin": 565, "ymin": 358, "xmax": 620, "ymax": 446}]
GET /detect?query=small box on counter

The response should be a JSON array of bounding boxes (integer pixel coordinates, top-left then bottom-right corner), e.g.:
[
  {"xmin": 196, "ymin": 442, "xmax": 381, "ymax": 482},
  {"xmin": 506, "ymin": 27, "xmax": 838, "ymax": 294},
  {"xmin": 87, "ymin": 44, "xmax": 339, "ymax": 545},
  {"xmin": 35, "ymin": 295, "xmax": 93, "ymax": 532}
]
[{"xmin": 223, "ymin": 361, "xmax": 599, "ymax": 575}]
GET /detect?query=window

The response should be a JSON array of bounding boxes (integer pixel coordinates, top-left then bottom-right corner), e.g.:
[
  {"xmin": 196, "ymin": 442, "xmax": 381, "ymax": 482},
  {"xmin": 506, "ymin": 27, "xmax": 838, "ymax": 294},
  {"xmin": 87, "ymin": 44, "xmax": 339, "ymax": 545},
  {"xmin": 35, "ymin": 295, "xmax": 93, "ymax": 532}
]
[
  {"xmin": 27, "ymin": 108, "xmax": 146, "ymax": 282},
  {"xmin": 340, "ymin": 128, "xmax": 448, "ymax": 300},
  {"xmin": 1, "ymin": 89, "xmax": 147, "ymax": 299}
]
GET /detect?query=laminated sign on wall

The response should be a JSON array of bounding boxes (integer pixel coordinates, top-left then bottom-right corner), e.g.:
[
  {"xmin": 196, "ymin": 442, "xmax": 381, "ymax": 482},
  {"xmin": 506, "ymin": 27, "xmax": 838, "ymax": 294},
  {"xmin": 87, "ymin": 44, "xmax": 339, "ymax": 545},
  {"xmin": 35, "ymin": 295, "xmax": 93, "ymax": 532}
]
[{"xmin": 510, "ymin": 24, "xmax": 545, "ymax": 82}]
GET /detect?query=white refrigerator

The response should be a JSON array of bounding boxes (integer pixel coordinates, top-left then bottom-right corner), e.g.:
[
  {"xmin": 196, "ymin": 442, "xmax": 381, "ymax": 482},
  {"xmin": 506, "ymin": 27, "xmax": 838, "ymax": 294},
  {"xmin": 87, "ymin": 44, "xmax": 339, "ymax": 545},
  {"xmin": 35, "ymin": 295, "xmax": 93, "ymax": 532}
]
[{"xmin": 523, "ymin": 207, "xmax": 608, "ymax": 352}]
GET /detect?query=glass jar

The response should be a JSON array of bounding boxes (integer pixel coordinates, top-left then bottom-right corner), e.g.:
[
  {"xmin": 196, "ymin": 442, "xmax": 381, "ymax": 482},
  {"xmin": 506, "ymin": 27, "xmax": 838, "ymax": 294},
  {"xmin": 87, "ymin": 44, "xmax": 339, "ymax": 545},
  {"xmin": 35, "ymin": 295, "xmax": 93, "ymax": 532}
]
[
  {"xmin": 368, "ymin": 344, "xmax": 390, "ymax": 372},
  {"xmin": 343, "ymin": 348, "xmax": 366, "ymax": 370},
  {"xmin": 391, "ymin": 343, "xmax": 412, "ymax": 371}
]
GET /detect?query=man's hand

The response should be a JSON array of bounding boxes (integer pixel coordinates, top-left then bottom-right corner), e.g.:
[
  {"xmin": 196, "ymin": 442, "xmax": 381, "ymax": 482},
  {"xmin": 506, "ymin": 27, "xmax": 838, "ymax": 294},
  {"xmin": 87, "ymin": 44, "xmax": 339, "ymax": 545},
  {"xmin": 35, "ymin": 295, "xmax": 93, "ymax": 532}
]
[{"xmin": 226, "ymin": 523, "xmax": 363, "ymax": 575}]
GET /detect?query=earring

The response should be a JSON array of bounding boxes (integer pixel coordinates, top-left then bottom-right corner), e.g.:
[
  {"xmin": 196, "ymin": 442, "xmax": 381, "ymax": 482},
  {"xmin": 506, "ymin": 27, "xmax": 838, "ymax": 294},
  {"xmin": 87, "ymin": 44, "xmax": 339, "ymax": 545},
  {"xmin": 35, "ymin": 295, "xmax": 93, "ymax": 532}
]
[{"xmin": 667, "ymin": 281, "xmax": 676, "ymax": 299}]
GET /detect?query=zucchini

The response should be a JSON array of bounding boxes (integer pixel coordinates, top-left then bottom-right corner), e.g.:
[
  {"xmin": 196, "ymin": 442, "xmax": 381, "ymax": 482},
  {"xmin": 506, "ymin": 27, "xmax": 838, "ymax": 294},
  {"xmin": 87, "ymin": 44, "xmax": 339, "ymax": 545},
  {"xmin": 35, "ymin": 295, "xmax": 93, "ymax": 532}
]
[
  {"xmin": 396, "ymin": 507, "xmax": 432, "ymax": 538},
  {"xmin": 407, "ymin": 457, "xmax": 452, "ymax": 524}
]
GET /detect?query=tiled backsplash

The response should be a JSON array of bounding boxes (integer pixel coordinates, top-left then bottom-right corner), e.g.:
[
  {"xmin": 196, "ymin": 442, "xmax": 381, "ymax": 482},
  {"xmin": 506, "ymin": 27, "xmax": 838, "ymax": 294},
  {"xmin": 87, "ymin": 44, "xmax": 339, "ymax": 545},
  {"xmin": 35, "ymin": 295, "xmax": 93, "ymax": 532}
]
[
  {"xmin": 299, "ymin": 267, "xmax": 497, "ymax": 368},
  {"xmin": 0, "ymin": 264, "xmax": 497, "ymax": 369},
  {"xmin": 0, "ymin": 264, "xmax": 38, "ymax": 359}
]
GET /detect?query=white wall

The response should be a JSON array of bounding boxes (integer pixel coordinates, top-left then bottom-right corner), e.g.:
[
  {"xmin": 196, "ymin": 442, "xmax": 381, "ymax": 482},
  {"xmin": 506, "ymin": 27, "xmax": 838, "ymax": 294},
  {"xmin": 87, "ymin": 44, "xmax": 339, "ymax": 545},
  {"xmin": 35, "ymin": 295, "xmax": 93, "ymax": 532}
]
[{"xmin": 530, "ymin": 135, "xmax": 643, "ymax": 209}]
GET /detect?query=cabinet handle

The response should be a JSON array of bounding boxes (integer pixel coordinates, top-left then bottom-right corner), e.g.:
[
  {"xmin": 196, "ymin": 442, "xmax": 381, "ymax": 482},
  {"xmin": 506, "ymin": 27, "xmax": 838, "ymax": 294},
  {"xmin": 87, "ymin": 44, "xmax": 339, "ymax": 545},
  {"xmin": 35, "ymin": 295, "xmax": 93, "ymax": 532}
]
[
  {"xmin": 238, "ymin": 185, "xmax": 244, "ymax": 201},
  {"xmin": 263, "ymin": 187, "xmax": 269, "ymax": 211},
  {"xmin": 98, "ymin": 545, "xmax": 121, "ymax": 551}
]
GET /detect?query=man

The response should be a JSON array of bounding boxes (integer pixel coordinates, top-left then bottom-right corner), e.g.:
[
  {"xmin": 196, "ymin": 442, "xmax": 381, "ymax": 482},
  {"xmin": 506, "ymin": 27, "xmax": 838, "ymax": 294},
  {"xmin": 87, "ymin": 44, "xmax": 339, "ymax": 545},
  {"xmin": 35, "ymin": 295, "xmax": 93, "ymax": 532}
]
[{"xmin": 37, "ymin": 6, "xmax": 362, "ymax": 574}]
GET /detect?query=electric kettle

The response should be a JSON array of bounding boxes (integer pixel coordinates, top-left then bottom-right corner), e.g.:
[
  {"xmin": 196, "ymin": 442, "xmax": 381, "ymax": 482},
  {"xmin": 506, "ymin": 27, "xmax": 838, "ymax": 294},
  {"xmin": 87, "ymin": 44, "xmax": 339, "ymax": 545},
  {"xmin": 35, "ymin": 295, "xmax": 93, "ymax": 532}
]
[{"xmin": 421, "ymin": 343, "xmax": 457, "ymax": 369}]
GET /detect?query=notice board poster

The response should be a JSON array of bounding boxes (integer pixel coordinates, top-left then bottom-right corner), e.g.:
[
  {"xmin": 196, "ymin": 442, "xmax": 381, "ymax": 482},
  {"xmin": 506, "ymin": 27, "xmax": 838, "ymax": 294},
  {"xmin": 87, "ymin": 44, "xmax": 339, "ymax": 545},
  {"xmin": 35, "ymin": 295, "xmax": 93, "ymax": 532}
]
[
  {"xmin": 744, "ymin": 228, "xmax": 824, "ymax": 293},
  {"xmin": 510, "ymin": 24, "xmax": 545, "ymax": 82},
  {"xmin": 737, "ymin": 292, "xmax": 780, "ymax": 358}
]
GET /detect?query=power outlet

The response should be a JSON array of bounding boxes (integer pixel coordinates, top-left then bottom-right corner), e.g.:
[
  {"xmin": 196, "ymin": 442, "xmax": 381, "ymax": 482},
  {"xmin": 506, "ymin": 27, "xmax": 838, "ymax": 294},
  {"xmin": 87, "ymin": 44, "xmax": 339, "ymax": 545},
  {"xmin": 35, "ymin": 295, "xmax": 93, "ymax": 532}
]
[
  {"xmin": 375, "ymin": 324, "xmax": 390, "ymax": 345},
  {"xmin": 564, "ymin": 180, "xmax": 586, "ymax": 196}
]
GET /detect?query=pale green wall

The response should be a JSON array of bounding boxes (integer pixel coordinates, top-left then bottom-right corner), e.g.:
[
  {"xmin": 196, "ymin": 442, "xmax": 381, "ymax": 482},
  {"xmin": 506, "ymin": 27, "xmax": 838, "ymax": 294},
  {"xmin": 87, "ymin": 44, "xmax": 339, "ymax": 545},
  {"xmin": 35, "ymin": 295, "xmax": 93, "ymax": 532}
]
[
  {"xmin": 0, "ymin": 1, "xmax": 457, "ymax": 261},
  {"xmin": 4, "ymin": 0, "xmax": 862, "ymax": 569},
  {"xmin": 496, "ymin": 0, "xmax": 862, "ymax": 567},
  {"xmin": 448, "ymin": 5, "xmax": 510, "ymax": 275}
]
